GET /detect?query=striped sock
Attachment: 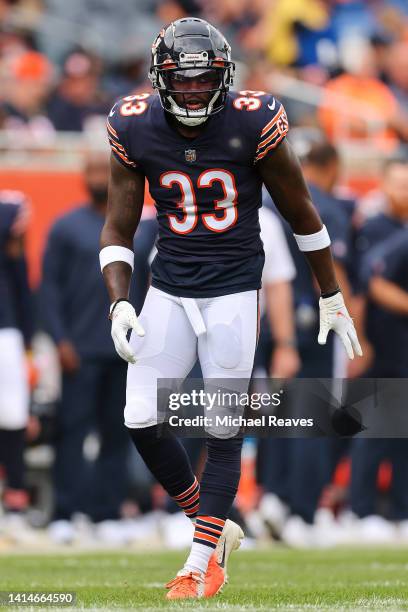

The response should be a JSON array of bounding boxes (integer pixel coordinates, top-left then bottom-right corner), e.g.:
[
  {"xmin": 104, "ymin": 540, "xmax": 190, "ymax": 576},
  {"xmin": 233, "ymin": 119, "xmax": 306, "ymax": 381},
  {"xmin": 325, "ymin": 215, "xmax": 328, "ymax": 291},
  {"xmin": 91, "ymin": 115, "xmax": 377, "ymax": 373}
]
[
  {"xmin": 193, "ymin": 515, "xmax": 226, "ymax": 549},
  {"xmin": 173, "ymin": 476, "xmax": 200, "ymax": 520},
  {"xmin": 184, "ymin": 515, "xmax": 226, "ymax": 574}
]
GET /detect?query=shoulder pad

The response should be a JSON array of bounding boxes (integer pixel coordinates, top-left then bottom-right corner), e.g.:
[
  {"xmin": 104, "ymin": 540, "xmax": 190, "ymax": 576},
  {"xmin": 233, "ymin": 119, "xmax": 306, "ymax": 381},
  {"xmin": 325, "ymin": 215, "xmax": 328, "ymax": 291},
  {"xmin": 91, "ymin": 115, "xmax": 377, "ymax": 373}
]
[
  {"xmin": 229, "ymin": 91, "xmax": 289, "ymax": 162},
  {"xmin": 107, "ymin": 93, "xmax": 153, "ymax": 169}
]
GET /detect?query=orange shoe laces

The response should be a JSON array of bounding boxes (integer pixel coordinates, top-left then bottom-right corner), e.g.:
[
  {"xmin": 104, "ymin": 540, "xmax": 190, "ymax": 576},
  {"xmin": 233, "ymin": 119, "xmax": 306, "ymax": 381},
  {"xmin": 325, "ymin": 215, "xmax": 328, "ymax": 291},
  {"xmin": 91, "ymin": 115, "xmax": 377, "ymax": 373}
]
[{"xmin": 165, "ymin": 571, "xmax": 204, "ymax": 591}]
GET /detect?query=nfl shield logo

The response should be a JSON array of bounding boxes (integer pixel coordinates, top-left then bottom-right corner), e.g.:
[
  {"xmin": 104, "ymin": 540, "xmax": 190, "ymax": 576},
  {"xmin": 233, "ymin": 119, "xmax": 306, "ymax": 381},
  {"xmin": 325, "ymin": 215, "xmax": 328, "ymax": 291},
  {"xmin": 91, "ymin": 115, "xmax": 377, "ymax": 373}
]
[{"xmin": 185, "ymin": 149, "xmax": 196, "ymax": 163}]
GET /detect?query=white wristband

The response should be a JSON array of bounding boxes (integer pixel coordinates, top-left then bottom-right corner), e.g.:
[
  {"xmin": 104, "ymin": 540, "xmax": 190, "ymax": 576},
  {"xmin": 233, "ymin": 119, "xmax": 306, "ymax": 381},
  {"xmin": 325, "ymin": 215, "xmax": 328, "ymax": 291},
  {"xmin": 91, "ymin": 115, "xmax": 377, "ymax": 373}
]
[
  {"xmin": 293, "ymin": 225, "xmax": 331, "ymax": 252},
  {"xmin": 99, "ymin": 246, "xmax": 134, "ymax": 272}
]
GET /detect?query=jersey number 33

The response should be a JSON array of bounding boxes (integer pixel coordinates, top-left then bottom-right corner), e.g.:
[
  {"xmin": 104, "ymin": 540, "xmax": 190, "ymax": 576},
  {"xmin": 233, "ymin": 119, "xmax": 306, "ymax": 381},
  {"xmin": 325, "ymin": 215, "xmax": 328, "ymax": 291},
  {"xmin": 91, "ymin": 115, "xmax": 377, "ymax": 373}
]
[{"xmin": 160, "ymin": 169, "xmax": 238, "ymax": 235}]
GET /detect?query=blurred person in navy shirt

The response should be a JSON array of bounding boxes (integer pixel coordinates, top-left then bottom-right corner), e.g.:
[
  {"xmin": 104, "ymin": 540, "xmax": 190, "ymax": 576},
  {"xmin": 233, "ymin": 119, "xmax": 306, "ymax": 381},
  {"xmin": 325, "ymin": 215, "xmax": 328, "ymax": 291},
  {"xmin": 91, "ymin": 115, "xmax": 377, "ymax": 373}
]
[
  {"xmin": 0, "ymin": 190, "xmax": 34, "ymax": 541},
  {"xmin": 354, "ymin": 156, "xmax": 408, "ymax": 376},
  {"xmin": 40, "ymin": 152, "xmax": 131, "ymax": 544},
  {"xmin": 350, "ymin": 219, "xmax": 408, "ymax": 542},
  {"xmin": 260, "ymin": 139, "xmax": 354, "ymax": 546}
]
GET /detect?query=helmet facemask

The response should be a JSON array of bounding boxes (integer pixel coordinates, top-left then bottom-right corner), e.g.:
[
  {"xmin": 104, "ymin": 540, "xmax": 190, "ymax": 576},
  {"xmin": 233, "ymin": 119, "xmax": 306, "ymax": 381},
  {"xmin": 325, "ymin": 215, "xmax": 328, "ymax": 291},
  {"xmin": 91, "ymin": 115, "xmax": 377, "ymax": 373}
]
[{"xmin": 149, "ymin": 47, "xmax": 235, "ymax": 126}]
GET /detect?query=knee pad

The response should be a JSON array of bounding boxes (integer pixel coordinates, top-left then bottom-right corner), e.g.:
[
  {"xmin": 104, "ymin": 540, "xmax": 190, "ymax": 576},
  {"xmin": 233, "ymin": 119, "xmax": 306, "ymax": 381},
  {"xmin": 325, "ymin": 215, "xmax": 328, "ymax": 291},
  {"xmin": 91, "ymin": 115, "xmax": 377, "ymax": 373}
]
[
  {"xmin": 124, "ymin": 389, "xmax": 158, "ymax": 429},
  {"xmin": 208, "ymin": 315, "xmax": 242, "ymax": 369},
  {"xmin": 125, "ymin": 363, "xmax": 170, "ymax": 428}
]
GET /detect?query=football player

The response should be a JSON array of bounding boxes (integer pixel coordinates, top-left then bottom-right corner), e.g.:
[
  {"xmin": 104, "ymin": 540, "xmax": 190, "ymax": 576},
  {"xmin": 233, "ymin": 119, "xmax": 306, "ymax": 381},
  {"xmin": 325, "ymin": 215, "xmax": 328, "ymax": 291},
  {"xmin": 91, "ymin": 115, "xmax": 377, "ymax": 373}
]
[{"xmin": 100, "ymin": 18, "xmax": 362, "ymax": 599}]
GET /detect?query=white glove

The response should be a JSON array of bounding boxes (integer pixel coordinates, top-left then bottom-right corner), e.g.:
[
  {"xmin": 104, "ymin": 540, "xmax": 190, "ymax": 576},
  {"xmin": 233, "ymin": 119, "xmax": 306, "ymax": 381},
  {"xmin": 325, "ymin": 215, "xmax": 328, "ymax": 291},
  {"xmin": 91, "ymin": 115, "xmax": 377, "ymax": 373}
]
[
  {"xmin": 318, "ymin": 292, "xmax": 363, "ymax": 360},
  {"xmin": 110, "ymin": 300, "xmax": 145, "ymax": 364}
]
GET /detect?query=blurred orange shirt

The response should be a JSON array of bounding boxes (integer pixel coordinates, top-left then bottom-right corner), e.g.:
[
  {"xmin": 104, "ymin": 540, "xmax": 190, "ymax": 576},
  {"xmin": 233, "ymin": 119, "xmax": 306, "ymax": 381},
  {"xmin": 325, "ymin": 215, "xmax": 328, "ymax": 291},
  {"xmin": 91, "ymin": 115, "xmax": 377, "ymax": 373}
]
[{"xmin": 319, "ymin": 74, "xmax": 399, "ymax": 152}]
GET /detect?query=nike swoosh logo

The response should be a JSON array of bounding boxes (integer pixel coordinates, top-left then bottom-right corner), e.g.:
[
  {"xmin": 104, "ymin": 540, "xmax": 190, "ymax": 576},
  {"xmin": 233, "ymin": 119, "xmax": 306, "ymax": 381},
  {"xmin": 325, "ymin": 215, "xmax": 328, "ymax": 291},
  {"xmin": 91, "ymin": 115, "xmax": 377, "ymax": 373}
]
[
  {"xmin": 268, "ymin": 99, "xmax": 276, "ymax": 111},
  {"xmin": 109, "ymin": 106, "xmax": 116, "ymax": 117},
  {"xmin": 218, "ymin": 539, "xmax": 226, "ymax": 568}
]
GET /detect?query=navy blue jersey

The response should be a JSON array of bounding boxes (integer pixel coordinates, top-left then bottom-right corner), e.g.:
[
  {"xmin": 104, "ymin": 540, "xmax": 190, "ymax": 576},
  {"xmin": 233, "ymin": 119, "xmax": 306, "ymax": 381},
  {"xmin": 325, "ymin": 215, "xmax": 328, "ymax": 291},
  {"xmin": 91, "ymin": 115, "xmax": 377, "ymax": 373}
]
[
  {"xmin": 356, "ymin": 214, "xmax": 407, "ymax": 373},
  {"xmin": 361, "ymin": 228, "xmax": 408, "ymax": 375},
  {"xmin": 0, "ymin": 190, "xmax": 28, "ymax": 332},
  {"xmin": 107, "ymin": 90, "xmax": 289, "ymax": 297},
  {"xmin": 368, "ymin": 228, "xmax": 408, "ymax": 291},
  {"xmin": 354, "ymin": 212, "xmax": 403, "ymax": 293}
]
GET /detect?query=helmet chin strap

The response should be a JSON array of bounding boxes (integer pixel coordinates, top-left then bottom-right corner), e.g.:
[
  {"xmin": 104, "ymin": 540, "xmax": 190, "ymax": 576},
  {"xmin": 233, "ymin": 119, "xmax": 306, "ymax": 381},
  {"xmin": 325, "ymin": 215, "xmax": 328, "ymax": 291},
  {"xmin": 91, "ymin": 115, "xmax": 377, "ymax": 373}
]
[
  {"xmin": 175, "ymin": 114, "xmax": 208, "ymax": 126},
  {"xmin": 168, "ymin": 90, "xmax": 220, "ymax": 127}
]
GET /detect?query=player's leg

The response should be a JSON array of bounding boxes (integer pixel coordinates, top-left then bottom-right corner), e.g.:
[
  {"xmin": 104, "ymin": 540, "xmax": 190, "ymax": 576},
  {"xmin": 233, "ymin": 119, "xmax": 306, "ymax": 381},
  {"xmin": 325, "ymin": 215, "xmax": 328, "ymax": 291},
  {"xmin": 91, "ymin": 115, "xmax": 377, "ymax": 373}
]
[
  {"xmin": 125, "ymin": 287, "xmax": 200, "ymax": 521},
  {"xmin": 193, "ymin": 291, "xmax": 257, "ymax": 565},
  {"xmin": 167, "ymin": 291, "xmax": 257, "ymax": 599}
]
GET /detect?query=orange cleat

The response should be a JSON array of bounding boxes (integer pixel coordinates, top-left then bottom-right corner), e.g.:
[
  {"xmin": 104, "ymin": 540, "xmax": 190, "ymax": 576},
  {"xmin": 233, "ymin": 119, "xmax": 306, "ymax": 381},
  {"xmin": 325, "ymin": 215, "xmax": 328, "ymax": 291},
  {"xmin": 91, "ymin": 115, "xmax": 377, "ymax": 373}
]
[
  {"xmin": 204, "ymin": 518, "xmax": 244, "ymax": 596},
  {"xmin": 205, "ymin": 552, "xmax": 226, "ymax": 597},
  {"xmin": 165, "ymin": 519, "xmax": 244, "ymax": 600},
  {"xmin": 165, "ymin": 570, "xmax": 205, "ymax": 600}
]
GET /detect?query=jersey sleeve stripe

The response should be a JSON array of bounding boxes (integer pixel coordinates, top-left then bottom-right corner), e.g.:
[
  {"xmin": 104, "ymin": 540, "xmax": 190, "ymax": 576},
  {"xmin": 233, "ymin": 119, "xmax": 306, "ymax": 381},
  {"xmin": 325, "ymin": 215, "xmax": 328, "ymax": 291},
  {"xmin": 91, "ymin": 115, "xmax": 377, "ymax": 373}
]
[
  {"xmin": 106, "ymin": 121, "xmax": 137, "ymax": 168},
  {"xmin": 108, "ymin": 135, "xmax": 126, "ymax": 153},
  {"xmin": 260, "ymin": 106, "xmax": 284, "ymax": 137},
  {"xmin": 107, "ymin": 119, "xmax": 119, "ymax": 139},
  {"xmin": 254, "ymin": 131, "xmax": 286, "ymax": 162},
  {"xmin": 111, "ymin": 146, "xmax": 138, "ymax": 168},
  {"xmin": 256, "ymin": 126, "xmax": 279, "ymax": 152}
]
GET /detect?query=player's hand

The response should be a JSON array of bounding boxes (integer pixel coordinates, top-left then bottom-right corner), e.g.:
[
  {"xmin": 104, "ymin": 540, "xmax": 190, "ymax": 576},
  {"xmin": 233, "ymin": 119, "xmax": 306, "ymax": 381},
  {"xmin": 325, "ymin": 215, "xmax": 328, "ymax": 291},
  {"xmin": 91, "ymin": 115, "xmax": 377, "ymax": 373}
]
[
  {"xmin": 318, "ymin": 292, "xmax": 363, "ymax": 360},
  {"xmin": 110, "ymin": 300, "xmax": 145, "ymax": 364}
]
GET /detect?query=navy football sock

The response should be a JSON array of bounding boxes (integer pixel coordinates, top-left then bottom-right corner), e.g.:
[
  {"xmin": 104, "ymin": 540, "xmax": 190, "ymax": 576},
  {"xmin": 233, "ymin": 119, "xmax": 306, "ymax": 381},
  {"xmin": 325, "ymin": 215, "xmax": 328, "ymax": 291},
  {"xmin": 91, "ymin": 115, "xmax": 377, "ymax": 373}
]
[
  {"xmin": 198, "ymin": 436, "xmax": 243, "ymax": 520},
  {"xmin": 185, "ymin": 436, "xmax": 243, "ymax": 575},
  {"xmin": 127, "ymin": 425, "xmax": 199, "ymax": 518}
]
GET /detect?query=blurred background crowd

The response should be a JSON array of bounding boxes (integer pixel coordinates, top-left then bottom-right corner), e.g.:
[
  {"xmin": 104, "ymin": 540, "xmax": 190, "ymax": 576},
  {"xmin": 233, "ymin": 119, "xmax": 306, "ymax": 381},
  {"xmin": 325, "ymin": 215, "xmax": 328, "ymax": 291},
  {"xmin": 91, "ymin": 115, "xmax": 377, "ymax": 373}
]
[{"xmin": 0, "ymin": 0, "xmax": 408, "ymax": 551}]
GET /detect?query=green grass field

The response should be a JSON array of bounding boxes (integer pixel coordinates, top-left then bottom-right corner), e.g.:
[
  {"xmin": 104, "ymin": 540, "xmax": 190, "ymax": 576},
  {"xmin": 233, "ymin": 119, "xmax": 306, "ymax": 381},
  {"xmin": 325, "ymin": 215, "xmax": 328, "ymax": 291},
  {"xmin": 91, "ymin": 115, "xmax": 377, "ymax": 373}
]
[{"xmin": 1, "ymin": 548, "xmax": 408, "ymax": 611}]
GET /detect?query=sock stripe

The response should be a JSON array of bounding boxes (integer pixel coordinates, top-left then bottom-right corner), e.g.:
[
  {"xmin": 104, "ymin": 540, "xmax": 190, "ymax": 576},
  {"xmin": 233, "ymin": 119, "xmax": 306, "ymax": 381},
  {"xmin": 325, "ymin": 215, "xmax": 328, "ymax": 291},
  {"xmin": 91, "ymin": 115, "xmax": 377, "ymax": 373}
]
[
  {"xmin": 195, "ymin": 523, "xmax": 223, "ymax": 536},
  {"xmin": 173, "ymin": 477, "xmax": 198, "ymax": 501},
  {"xmin": 182, "ymin": 499, "xmax": 200, "ymax": 513},
  {"xmin": 172, "ymin": 477, "xmax": 200, "ymax": 519},
  {"xmin": 178, "ymin": 490, "xmax": 200, "ymax": 508},
  {"xmin": 192, "ymin": 515, "xmax": 226, "ymax": 550},
  {"xmin": 185, "ymin": 502, "xmax": 200, "ymax": 516},
  {"xmin": 198, "ymin": 515, "xmax": 225, "ymax": 527},
  {"xmin": 193, "ymin": 531, "xmax": 219, "ymax": 546}
]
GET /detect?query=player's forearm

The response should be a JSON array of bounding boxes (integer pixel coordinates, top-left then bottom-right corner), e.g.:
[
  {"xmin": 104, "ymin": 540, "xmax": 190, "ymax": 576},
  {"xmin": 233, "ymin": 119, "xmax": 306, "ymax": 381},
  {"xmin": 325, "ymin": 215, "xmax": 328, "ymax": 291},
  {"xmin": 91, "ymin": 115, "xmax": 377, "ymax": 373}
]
[
  {"xmin": 259, "ymin": 142, "xmax": 339, "ymax": 294},
  {"xmin": 304, "ymin": 247, "xmax": 339, "ymax": 295},
  {"xmin": 100, "ymin": 155, "xmax": 146, "ymax": 305},
  {"xmin": 100, "ymin": 223, "xmax": 134, "ymax": 302},
  {"xmin": 100, "ymin": 221, "xmax": 134, "ymax": 251},
  {"xmin": 102, "ymin": 261, "xmax": 132, "ymax": 303},
  {"xmin": 279, "ymin": 198, "xmax": 339, "ymax": 294},
  {"xmin": 370, "ymin": 276, "xmax": 408, "ymax": 315}
]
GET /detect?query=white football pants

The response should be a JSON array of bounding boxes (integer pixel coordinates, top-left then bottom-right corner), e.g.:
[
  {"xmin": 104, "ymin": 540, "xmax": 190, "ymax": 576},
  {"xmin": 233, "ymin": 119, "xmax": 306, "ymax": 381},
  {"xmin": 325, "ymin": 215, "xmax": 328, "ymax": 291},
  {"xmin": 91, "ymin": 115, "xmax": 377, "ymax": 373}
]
[
  {"xmin": 125, "ymin": 287, "xmax": 258, "ymax": 428},
  {"xmin": 0, "ymin": 328, "xmax": 29, "ymax": 430}
]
